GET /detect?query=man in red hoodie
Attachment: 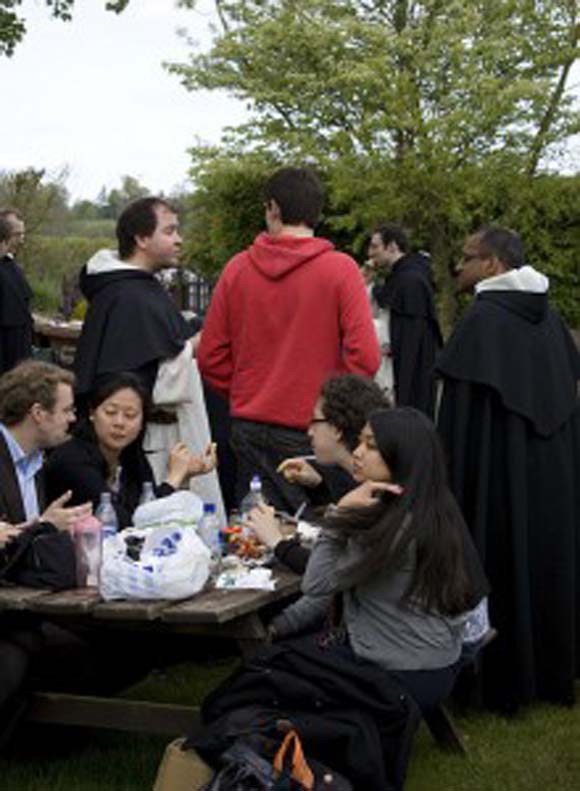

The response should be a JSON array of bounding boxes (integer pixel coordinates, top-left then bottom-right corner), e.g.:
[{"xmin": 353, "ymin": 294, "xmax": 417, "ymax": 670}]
[{"xmin": 198, "ymin": 167, "xmax": 380, "ymax": 511}]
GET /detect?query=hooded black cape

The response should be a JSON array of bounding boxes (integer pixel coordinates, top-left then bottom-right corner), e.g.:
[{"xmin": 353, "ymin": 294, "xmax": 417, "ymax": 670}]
[
  {"xmin": 74, "ymin": 265, "xmax": 192, "ymax": 396},
  {"xmin": 373, "ymin": 253, "xmax": 442, "ymax": 416},
  {"xmin": 0, "ymin": 255, "xmax": 33, "ymax": 374},
  {"xmin": 436, "ymin": 289, "xmax": 580, "ymax": 712}
]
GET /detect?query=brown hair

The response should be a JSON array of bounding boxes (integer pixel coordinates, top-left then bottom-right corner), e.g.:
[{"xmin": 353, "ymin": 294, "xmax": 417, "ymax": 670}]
[{"xmin": 0, "ymin": 361, "xmax": 75, "ymax": 426}]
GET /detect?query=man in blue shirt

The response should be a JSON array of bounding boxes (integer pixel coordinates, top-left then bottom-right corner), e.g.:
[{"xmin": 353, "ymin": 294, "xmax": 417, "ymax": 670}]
[
  {"xmin": 0, "ymin": 360, "xmax": 91, "ymax": 747},
  {"xmin": 0, "ymin": 360, "xmax": 91, "ymax": 528}
]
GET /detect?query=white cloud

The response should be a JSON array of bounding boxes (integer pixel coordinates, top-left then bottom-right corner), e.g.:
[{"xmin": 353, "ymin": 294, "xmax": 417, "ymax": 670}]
[{"xmin": 2, "ymin": 0, "xmax": 248, "ymax": 201}]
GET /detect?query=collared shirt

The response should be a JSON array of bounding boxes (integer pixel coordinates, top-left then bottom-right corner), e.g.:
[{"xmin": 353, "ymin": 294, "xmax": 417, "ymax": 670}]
[{"xmin": 0, "ymin": 423, "xmax": 43, "ymax": 520}]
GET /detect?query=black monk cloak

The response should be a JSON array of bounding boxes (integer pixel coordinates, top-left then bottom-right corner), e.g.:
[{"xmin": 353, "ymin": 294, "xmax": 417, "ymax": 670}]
[
  {"xmin": 0, "ymin": 255, "xmax": 33, "ymax": 375},
  {"xmin": 436, "ymin": 287, "xmax": 580, "ymax": 712},
  {"xmin": 74, "ymin": 264, "xmax": 192, "ymax": 396},
  {"xmin": 373, "ymin": 253, "xmax": 442, "ymax": 416}
]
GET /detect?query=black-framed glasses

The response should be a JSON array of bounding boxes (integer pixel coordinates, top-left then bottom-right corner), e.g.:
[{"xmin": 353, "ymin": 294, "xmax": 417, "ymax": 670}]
[
  {"xmin": 309, "ymin": 417, "xmax": 328, "ymax": 426},
  {"xmin": 461, "ymin": 252, "xmax": 481, "ymax": 264}
]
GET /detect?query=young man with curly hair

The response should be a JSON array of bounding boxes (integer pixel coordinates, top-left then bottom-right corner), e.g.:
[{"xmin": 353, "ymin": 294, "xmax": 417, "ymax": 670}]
[{"xmin": 247, "ymin": 373, "xmax": 388, "ymax": 573}]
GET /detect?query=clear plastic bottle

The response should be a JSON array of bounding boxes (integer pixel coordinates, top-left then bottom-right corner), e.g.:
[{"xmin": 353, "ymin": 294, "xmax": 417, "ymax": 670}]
[
  {"xmin": 73, "ymin": 514, "xmax": 102, "ymax": 587},
  {"xmin": 198, "ymin": 503, "xmax": 221, "ymax": 556},
  {"xmin": 139, "ymin": 481, "xmax": 156, "ymax": 506},
  {"xmin": 239, "ymin": 475, "xmax": 267, "ymax": 540},
  {"xmin": 239, "ymin": 475, "xmax": 266, "ymax": 517},
  {"xmin": 95, "ymin": 491, "xmax": 118, "ymax": 539}
]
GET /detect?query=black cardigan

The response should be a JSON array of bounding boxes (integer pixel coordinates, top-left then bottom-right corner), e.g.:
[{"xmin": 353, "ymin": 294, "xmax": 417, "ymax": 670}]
[{"xmin": 44, "ymin": 436, "xmax": 173, "ymax": 529}]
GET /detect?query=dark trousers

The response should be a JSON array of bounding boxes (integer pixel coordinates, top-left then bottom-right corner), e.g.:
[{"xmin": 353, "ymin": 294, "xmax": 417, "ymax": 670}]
[
  {"xmin": 230, "ymin": 418, "xmax": 312, "ymax": 512},
  {"xmin": 389, "ymin": 665, "xmax": 458, "ymax": 713},
  {"xmin": 318, "ymin": 639, "xmax": 457, "ymax": 713}
]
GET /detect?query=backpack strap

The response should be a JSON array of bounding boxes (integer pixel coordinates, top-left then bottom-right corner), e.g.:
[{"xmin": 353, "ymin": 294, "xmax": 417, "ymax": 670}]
[{"xmin": 273, "ymin": 730, "xmax": 314, "ymax": 790}]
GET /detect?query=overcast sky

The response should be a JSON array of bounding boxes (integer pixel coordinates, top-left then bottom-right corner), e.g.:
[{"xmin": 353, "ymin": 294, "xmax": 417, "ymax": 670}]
[
  {"xmin": 4, "ymin": 2, "xmax": 580, "ymax": 204},
  {"xmin": 2, "ymin": 0, "xmax": 248, "ymax": 202}
]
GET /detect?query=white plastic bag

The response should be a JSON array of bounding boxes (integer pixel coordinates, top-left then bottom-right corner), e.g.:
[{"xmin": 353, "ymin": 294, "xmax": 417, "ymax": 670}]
[
  {"xmin": 99, "ymin": 491, "xmax": 210, "ymax": 601},
  {"xmin": 99, "ymin": 525, "xmax": 211, "ymax": 601},
  {"xmin": 132, "ymin": 490, "xmax": 204, "ymax": 531}
]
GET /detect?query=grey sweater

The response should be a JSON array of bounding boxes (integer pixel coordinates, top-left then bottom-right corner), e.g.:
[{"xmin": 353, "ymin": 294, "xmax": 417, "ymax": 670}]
[{"xmin": 272, "ymin": 529, "xmax": 466, "ymax": 671}]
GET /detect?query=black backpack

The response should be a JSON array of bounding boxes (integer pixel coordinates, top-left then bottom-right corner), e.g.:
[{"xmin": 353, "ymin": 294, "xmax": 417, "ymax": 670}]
[{"xmin": 0, "ymin": 522, "xmax": 77, "ymax": 590}]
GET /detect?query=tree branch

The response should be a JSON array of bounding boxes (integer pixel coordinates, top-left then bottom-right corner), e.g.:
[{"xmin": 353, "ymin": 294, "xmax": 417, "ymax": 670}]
[{"xmin": 526, "ymin": 10, "xmax": 579, "ymax": 177}]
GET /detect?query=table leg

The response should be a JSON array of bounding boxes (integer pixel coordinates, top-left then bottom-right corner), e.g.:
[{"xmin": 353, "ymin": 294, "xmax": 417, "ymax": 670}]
[{"xmin": 235, "ymin": 612, "xmax": 267, "ymax": 659}]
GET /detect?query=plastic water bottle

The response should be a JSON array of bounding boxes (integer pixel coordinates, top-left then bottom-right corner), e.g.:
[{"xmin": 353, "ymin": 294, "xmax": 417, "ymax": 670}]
[
  {"xmin": 73, "ymin": 514, "xmax": 102, "ymax": 587},
  {"xmin": 239, "ymin": 475, "xmax": 266, "ymax": 540},
  {"xmin": 95, "ymin": 491, "xmax": 118, "ymax": 539},
  {"xmin": 198, "ymin": 503, "xmax": 221, "ymax": 556},
  {"xmin": 139, "ymin": 481, "xmax": 156, "ymax": 506},
  {"xmin": 239, "ymin": 475, "xmax": 266, "ymax": 518}
]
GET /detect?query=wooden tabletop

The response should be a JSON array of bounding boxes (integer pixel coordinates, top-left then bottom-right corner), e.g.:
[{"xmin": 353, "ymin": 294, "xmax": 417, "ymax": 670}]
[
  {"xmin": 0, "ymin": 567, "xmax": 300, "ymax": 626},
  {"xmin": 33, "ymin": 316, "xmax": 82, "ymax": 342}
]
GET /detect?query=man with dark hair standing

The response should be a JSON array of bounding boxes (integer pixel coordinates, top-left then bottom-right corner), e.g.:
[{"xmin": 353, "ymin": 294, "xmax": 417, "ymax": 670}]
[
  {"xmin": 74, "ymin": 197, "xmax": 189, "ymax": 396},
  {"xmin": 367, "ymin": 223, "xmax": 441, "ymax": 416},
  {"xmin": 73, "ymin": 197, "xmax": 224, "ymax": 518},
  {"xmin": 436, "ymin": 226, "xmax": 580, "ymax": 713},
  {"xmin": 0, "ymin": 209, "xmax": 33, "ymax": 375},
  {"xmin": 198, "ymin": 167, "xmax": 380, "ymax": 511}
]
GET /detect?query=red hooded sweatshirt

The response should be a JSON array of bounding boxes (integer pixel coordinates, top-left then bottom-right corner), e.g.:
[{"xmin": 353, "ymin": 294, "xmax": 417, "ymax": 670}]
[{"xmin": 198, "ymin": 232, "xmax": 380, "ymax": 430}]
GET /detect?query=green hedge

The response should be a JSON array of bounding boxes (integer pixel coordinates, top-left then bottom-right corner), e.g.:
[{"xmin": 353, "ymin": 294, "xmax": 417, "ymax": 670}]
[{"xmin": 20, "ymin": 235, "xmax": 113, "ymax": 314}]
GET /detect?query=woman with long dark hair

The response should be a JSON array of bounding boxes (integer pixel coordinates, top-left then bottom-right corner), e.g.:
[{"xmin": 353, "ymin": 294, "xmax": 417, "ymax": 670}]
[
  {"xmin": 45, "ymin": 372, "xmax": 216, "ymax": 528},
  {"xmin": 270, "ymin": 406, "xmax": 488, "ymax": 709},
  {"xmin": 199, "ymin": 409, "xmax": 487, "ymax": 790}
]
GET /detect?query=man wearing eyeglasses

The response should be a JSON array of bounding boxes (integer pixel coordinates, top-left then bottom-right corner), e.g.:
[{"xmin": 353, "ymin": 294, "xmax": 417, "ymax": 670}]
[
  {"xmin": 0, "ymin": 209, "xmax": 33, "ymax": 375},
  {"xmin": 436, "ymin": 226, "xmax": 580, "ymax": 714}
]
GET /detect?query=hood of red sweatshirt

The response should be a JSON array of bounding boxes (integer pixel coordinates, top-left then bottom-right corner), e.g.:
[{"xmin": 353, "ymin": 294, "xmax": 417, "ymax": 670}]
[{"xmin": 248, "ymin": 232, "xmax": 334, "ymax": 280}]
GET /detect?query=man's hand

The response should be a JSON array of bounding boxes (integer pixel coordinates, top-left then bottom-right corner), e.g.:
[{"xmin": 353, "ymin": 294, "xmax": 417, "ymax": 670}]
[
  {"xmin": 40, "ymin": 491, "xmax": 93, "ymax": 532},
  {"xmin": 191, "ymin": 331, "xmax": 202, "ymax": 356},
  {"xmin": 245, "ymin": 504, "xmax": 284, "ymax": 549},
  {"xmin": 277, "ymin": 458, "xmax": 322, "ymax": 488},
  {"xmin": 361, "ymin": 260, "xmax": 376, "ymax": 286},
  {"xmin": 337, "ymin": 480, "xmax": 403, "ymax": 510},
  {"xmin": 0, "ymin": 522, "xmax": 23, "ymax": 548}
]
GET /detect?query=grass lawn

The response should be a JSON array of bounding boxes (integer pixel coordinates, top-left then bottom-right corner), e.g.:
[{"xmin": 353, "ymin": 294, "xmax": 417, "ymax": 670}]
[{"xmin": 1, "ymin": 659, "xmax": 579, "ymax": 791}]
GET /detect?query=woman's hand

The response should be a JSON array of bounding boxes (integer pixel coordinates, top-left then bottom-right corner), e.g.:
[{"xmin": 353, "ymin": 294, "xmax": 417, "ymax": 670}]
[
  {"xmin": 245, "ymin": 504, "xmax": 284, "ymax": 549},
  {"xmin": 165, "ymin": 442, "xmax": 194, "ymax": 488},
  {"xmin": 337, "ymin": 480, "xmax": 403, "ymax": 510},
  {"xmin": 187, "ymin": 442, "xmax": 217, "ymax": 477},
  {"xmin": 277, "ymin": 457, "xmax": 322, "ymax": 488},
  {"xmin": 165, "ymin": 442, "xmax": 217, "ymax": 488}
]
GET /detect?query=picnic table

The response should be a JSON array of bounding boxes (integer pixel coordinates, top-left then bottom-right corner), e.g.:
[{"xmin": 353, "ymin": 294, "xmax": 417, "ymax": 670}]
[
  {"xmin": 33, "ymin": 315, "xmax": 82, "ymax": 368},
  {"xmin": 0, "ymin": 568, "xmax": 301, "ymax": 736}
]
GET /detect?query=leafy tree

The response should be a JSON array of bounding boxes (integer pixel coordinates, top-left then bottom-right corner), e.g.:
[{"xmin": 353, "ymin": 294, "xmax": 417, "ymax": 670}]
[
  {"xmin": 0, "ymin": 0, "xmax": 129, "ymax": 57},
  {"xmin": 170, "ymin": 0, "xmax": 580, "ymax": 327},
  {"xmin": 96, "ymin": 175, "xmax": 152, "ymax": 219},
  {"xmin": 183, "ymin": 148, "xmax": 275, "ymax": 276},
  {"xmin": 0, "ymin": 167, "xmax": 69, "ymax": 232}
]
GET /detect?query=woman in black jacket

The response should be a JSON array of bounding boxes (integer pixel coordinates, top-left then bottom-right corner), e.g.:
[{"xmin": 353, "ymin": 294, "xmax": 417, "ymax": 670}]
[{"xmin": 45, "ymin": 372, "xmax": 215, "ymax": 528}]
